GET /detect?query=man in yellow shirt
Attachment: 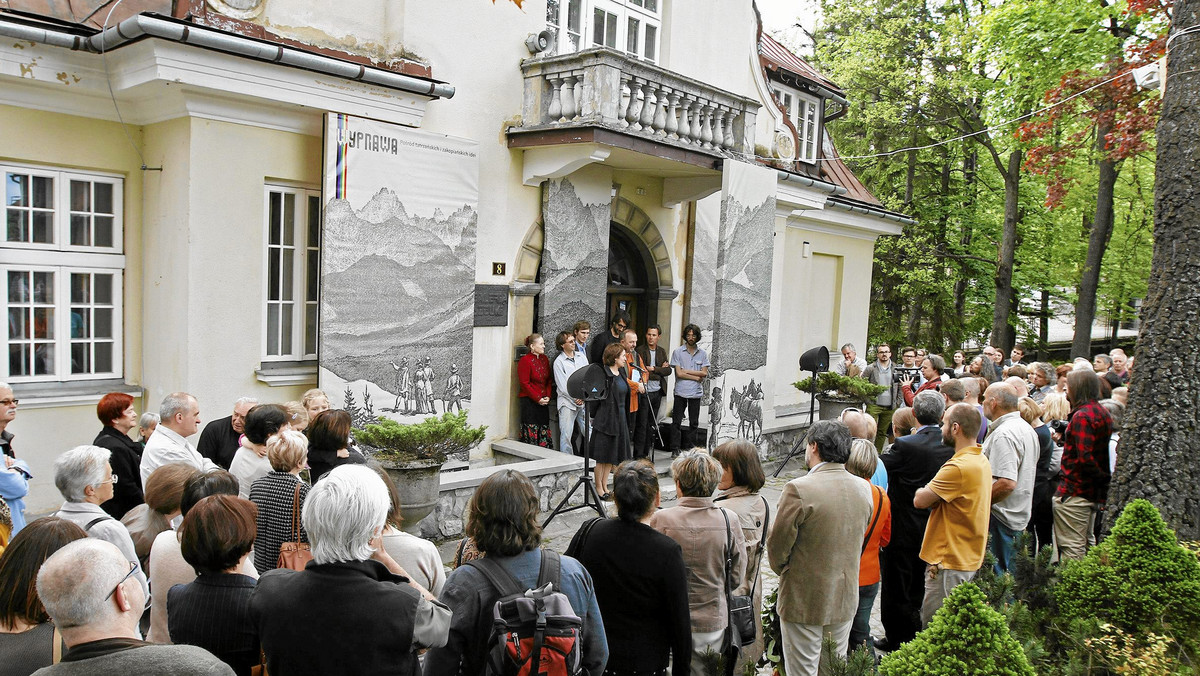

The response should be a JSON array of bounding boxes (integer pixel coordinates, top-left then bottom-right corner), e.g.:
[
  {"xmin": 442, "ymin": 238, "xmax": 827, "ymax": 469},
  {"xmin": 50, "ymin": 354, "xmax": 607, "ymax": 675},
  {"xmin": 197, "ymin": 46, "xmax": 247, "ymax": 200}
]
[{"xmin": 914, "ymin": 403, "xmax": 992, "ymax": 626}]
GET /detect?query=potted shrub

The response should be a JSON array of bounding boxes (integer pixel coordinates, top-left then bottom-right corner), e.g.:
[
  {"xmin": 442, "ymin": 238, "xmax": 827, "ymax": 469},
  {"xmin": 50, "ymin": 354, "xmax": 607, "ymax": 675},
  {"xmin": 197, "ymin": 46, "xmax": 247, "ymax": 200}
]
[
  {"xmin": 354, "ymin": 410, "xmax": 487, "ymax": 533},
  {"xmin": 793, "ymin": 372, "xmax": 887, "ymax": 421}
]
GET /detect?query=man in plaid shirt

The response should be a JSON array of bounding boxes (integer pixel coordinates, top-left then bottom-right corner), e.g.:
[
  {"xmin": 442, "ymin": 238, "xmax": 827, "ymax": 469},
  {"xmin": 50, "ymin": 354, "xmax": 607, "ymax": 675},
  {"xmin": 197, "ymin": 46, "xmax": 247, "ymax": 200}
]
[{"xmin": 1054, "ymin": 369, "xmax": 1113, "ymax": 560}]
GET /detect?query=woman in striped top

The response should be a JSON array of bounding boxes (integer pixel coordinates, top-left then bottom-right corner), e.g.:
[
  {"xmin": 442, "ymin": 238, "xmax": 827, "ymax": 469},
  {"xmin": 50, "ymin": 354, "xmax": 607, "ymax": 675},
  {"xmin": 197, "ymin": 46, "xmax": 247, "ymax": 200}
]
[{"xmin": 249, "ymin": 430, "xmax": 310, "ymax": 573}]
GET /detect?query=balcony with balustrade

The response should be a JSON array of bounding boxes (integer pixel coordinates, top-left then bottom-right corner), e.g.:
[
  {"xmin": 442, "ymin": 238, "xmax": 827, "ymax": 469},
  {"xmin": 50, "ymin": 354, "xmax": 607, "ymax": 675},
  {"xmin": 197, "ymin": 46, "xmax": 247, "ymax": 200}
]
[{"xmin": 508, "ymin": 47, "xmax": 760, "ymax": 187}]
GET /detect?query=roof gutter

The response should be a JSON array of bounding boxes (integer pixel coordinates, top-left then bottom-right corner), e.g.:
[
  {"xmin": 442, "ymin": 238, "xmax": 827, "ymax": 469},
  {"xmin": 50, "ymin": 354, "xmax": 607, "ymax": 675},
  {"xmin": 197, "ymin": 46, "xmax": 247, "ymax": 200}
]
[
  {"xmin": 826, "ymin": 199, "xmax": 915, "ymax": 225},
  {"xmin": 0, "ymin": 12, "xmax": 454, "ymax": 99},
  {"xmin": 776, "ymin": 169, "xmax": 848, "ymax": 196}
]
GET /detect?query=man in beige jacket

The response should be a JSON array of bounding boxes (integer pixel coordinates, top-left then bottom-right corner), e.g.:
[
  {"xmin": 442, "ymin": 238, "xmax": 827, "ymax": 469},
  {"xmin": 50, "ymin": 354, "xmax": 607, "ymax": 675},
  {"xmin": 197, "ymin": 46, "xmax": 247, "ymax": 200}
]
[{"xmin": 767, "ymin": 420, "xmax": 873, "ymax": 675}]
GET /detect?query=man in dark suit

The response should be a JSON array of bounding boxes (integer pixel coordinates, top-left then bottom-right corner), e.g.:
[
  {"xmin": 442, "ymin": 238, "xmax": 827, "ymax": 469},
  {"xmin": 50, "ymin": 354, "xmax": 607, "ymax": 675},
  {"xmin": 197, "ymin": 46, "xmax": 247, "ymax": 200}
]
[
  {"xmin": 876, "ymin": 390, "xmax": 953, "ymax": 651},
  {"xmin": 197, "ymin": 397, "xmax": 256, "ymax": 469}
]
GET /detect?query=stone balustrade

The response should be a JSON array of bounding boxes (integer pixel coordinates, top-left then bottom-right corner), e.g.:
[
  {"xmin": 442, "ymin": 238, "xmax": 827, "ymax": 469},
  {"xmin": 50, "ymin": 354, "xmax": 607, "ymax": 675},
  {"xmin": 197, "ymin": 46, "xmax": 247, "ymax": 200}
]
[{"xmin": 517, "ymin": 47, "xmax": 759, "ymax": 156}]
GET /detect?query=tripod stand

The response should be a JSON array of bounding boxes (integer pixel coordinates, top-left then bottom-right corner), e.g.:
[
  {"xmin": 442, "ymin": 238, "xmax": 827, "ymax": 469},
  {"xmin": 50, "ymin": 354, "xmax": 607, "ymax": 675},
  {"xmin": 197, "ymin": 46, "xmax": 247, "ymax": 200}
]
[
  {"xmin": 543, "ymin": 369, "xmax": 608, "ymax": 528},
  {"xmin": 772, "ymin": 369, "xmax": 819, "ymax": 478}
]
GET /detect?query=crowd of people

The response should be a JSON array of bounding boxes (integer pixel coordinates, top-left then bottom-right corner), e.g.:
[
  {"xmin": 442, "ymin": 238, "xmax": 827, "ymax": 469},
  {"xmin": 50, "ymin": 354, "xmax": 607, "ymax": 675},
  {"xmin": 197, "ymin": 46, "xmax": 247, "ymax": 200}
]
[{"xmin": 0, "ymin": 335, "xmax": 1132, "ymax": 676}]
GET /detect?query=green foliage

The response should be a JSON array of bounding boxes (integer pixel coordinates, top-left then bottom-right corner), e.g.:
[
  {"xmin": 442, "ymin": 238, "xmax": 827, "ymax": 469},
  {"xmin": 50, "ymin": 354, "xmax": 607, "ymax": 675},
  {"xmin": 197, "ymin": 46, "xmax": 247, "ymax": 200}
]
[
  {"xmin": 759, "ymin": 587, "xmax": 785, "ymax": 676},
  {"xmin": 819, "ymin": 635, "xmax": 876, "ymax": 676},
  {"xmin": 353, "ymin": 410, "xmax": 486, "ymax": 463},
  {"xmin": 794, "ymin": 372, "xmax": 887, "ymax": 402},
  {"xmin": 1056, "ymin": 499, "xmax": 1200, "ymax": 652},
  {"xmin": 879, "ymin": 583, "xmax": 1035, "ymax": 675}
]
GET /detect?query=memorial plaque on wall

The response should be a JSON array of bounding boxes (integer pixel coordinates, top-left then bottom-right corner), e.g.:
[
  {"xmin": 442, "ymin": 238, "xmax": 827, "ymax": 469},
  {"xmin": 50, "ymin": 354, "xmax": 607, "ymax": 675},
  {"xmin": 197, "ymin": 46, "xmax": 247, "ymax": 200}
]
[{"xmin": 474, "ymin": 284, "xmax": 509, "ymax": 327}]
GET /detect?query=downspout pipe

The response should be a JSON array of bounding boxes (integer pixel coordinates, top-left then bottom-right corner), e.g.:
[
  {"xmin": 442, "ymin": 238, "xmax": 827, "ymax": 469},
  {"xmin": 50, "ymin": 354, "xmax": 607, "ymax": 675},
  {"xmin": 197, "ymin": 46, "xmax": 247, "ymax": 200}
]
[
  {"xmin": 776, "ymin": 169, "xmax": 848, "ymax": 196},
  {"xmin": 826, "ymin": 199, "xmax": 915, "ymax": 225},
  {"xmin": 0, "ymin": 12, "xmax": 455, "ymax": 99}
]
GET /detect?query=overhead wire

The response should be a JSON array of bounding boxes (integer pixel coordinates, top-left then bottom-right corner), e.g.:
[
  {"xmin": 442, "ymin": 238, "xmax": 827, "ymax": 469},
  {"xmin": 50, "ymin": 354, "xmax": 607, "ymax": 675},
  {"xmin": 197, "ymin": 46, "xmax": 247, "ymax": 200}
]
[{"xmin": 98, "ymin": 0, "xmax": 160, "ymax": 171}]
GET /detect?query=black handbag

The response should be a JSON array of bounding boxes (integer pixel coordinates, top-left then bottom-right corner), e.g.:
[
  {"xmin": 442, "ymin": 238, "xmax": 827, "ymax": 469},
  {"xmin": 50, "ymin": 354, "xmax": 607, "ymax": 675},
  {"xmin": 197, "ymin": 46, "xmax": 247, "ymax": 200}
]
[{"xmin": 720, "ymin": 496, "xmax": 770, "ymax": 648}]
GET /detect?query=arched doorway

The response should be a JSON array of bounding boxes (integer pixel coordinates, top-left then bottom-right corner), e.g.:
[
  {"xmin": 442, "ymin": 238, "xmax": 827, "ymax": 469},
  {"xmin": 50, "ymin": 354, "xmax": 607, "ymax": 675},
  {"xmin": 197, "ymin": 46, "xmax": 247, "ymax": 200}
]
[{"xmin": 607, "ymin": 222, "xmax": 658, "ymax": 333}]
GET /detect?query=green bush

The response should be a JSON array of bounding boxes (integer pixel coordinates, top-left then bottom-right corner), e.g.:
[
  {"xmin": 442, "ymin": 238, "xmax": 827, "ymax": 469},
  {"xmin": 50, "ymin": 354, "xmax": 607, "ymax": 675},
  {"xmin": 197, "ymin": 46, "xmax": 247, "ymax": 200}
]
[
  {"xmin": 1055, "ymin": 499, "xmax": 1200, "ymax": 652},
  {"xmin": 794, "ymin": 372, "xmax": 886, "ymax": 402},
  {"xmin": 879, "ymin": 583, "xmax": 1035, "ymax": 676},
  {"xmin": 354, "ymin": 410, "xmax": 486, "ymax": 463}
]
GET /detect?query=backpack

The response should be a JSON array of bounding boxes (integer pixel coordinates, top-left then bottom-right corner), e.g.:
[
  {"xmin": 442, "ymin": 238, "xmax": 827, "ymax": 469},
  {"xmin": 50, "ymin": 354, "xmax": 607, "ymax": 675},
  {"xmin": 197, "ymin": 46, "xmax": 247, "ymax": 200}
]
[{"xmin": 465, "ymin": 550, "xmax": 584, "ymax": 676}]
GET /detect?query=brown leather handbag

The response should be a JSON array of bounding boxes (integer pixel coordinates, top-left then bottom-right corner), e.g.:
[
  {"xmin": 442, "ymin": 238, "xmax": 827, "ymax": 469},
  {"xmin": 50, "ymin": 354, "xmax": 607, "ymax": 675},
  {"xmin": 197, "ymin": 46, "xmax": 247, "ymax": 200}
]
[{"xmin": 276, "ymin": 482, "xmax": 313, "ymax": 571}]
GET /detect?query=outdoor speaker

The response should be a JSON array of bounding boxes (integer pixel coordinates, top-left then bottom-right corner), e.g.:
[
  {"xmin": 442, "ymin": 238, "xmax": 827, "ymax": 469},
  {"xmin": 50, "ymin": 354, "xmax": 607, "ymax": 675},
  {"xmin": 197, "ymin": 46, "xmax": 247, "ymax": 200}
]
[
  {"xmin": 799, "ymin": 346, "xmax": 830, "ymax": 373},
  {"xmin": 567, "ymin": 364, "xmax": 609, "ymax": 401},
  {"xmin": 525, "ymin": 30, "xmax": 553, "ymax": 55}
]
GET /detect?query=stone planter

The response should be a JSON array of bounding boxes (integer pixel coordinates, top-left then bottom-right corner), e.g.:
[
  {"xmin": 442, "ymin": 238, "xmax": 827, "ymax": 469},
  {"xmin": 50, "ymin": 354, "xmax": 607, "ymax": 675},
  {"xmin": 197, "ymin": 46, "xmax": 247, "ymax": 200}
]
[
  {"xmin": 378, "ymin": 456, "xmax": 444, "ymax": 534},
  {"xmin": 816, "ymin": 394, "xmax": 863, "ymax": 421}
]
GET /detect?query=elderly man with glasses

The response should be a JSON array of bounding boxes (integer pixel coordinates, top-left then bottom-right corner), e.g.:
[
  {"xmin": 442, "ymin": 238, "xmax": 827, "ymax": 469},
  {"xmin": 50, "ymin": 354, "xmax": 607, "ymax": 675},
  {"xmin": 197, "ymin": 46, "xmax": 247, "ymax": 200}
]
[
  {"xmin": 53, "ymin": 445, "xmax": 148, "ymax": 600},
  {"xmin": 33, "ymin": 538, "xmax": 233, "ymax": 675}
]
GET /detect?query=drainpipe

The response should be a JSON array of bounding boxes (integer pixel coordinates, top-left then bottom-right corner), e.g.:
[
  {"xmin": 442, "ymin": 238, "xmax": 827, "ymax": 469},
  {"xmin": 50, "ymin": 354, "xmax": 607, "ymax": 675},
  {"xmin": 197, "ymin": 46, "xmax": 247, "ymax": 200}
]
[
  {"xmin": 826, "ymin": 199, "xmax": 915, "ymax": 225},
  {"xmin": 0, "ymin": 13, "xmax": 455, "ymax": 99},
  {"xmin": 776, "ymin": 169, "xmax": 848, "ymax": 196}
]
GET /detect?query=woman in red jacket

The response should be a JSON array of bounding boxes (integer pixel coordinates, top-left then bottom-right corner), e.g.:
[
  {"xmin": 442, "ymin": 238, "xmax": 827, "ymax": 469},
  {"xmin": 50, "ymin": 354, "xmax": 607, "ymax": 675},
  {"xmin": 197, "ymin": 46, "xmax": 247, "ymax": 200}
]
[{"xmin": 517, "ymin": 333, "xmax": 554, "ymax": 448}]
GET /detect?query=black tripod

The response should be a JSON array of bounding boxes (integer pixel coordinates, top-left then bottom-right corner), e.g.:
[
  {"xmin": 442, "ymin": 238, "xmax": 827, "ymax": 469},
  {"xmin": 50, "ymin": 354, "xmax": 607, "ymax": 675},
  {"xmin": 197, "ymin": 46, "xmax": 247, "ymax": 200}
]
[
  {"xmin": 772, "ymin": 375, "xmax": 817, "ymax": 477},
  {"xmin": 543, "ymin": 369, "xmax": 608, "ymax": 528}
]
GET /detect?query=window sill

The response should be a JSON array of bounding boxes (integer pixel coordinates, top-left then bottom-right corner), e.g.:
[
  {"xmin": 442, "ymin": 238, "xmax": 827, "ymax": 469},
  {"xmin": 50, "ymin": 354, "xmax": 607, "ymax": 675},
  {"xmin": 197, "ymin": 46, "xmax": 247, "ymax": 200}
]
[
  {"xmin": 255, "ymin": 361, "xmax": 318, "ymax": 387},
  {"xmin": 10, "ymin": 379, "xmax": 143, "ymax": 410}
]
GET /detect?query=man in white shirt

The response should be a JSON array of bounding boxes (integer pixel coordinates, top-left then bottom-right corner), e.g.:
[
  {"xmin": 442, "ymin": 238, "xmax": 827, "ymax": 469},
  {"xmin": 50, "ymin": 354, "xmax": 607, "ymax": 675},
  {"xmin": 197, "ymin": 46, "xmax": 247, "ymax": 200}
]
[
  {"xmin": 833, "ymin": 343, "xmax": 868, "ymax": 377},
  {"xmin": 980, "ymin": 382, "xmax": 1039, "ymax": 574},
  {"xmin": 139, "ymin": 392, "xmax": 216, "ymax": 488}
]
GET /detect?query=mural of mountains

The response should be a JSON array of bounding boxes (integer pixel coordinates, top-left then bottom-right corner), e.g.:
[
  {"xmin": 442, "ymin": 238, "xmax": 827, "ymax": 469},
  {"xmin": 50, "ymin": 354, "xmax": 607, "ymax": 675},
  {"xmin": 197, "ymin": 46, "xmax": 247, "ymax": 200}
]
[
  {"xmin": 320, "ymin": 189, "xmax": 477, "ymax": 400},
  {"xmin": 712, "ymin": 194, "xmax": 775, "ymax": 372}
]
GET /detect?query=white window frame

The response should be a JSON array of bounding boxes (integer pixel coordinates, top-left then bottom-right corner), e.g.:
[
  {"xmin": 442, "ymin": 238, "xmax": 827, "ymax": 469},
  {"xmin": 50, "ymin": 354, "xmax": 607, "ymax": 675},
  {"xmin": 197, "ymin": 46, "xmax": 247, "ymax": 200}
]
[
  {"xmin": 547, "ymin": 0, "xmax": 661, "ymax": 63},
  {"xmin": 261, "ymin": 185, "xmax": 321, "ymax": 363},
  {"xmin": 772, "ymin": 85, "xmax": 821, "ymax": 164},
  {"xmin": 0, "ymin": 163, "xmax": 124, "ymax": 384}
]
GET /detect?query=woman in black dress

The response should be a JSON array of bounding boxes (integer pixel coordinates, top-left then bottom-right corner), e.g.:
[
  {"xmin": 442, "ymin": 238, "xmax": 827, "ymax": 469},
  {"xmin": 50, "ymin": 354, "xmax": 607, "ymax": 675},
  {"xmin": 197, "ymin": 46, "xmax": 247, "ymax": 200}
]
[{"xmin": 589, "ymin": 343, "xmax": 632, "ymax": 500}]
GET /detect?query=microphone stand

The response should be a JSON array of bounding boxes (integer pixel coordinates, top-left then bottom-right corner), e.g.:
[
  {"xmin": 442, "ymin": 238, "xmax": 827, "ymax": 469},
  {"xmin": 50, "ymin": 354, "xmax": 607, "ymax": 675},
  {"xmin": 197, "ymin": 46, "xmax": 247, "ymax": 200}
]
[
  {"xmin": 630, "ymin": 360, "xmax": 665, "ymax": 461},
  {"xmin": 773, "ymin": 368, "xmax": 821, "ymax": 478}
]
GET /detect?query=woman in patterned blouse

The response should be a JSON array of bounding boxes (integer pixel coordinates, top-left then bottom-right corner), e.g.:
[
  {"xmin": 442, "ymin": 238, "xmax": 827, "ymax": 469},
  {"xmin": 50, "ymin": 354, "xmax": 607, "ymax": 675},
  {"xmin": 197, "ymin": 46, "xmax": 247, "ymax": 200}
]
[{"xmin": 249, "ymin": 430, "xmax": 310, "ymax": 573}]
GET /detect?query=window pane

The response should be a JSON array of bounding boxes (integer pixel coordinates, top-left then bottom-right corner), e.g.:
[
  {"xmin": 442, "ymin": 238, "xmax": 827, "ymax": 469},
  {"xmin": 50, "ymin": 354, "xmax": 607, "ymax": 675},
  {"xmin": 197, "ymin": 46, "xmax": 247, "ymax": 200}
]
[
  {"xmin": 33, "ymin": 272, "xmax": 53, "ymax": 303},
  {"xmin": 71, "ymin": 180, "xmax": 90, "ymax": 212},
  {"xmin": 94, "ymin": 216, "xmax": 113, "ymax": 248},
  {"xmin": 281, "ymin": 249, "xmax": 294, "ymax": 302},
  {"xmin": 94, "ymin": 308, "xmax": 113, "ymax": 339},
  {"xmin": 33, "ymin": 176, "xmax": 53, "ymax": 209},
  {"xmin": 306, "ymin": 254, "xmax": 319, "ymax": 301},
  {"xmin": 627, "ymin": 17, "xmax": 640, "ymax": 54},
  {"xmin": 34, "ymin": 343, "xmax": 54, "ymax": 376},
  {"xmin": 71, "ymin": 342, "xmax": 89, "ymax": 374},
  {"xmin": 267, "ymin": 304, "xmax": 280, "ymax": 356},
  {"xmin": 568, "ymin": 0, "xmax": 581, "ymax": 32},
  {"xmin": 304, "ymin": 303, "xmax": 317, "ymax": 356},
  {"xmin": 283, "ymin": 194, "xmax": 295, "ymax": 246},
  {"xmin": 94, "ymin": 342, "xmax": 113, "ymax": 372},
  {"xmin": 281, "ymin": 304, "xmax": 293, "ymax": 353},
  {"xmin": 645, "ymin": 24, "xmax": 657, "ymax": 60},
  {"xmin": 7, "ymin": 174, "xmax": 28, "ymax": 208},
  {"xmin": 269, "ymin": 192, "xmax": 282, "ymax": 245},
  {"xmin": 71, "ymin": 214, "xmax": 90, "ymax": 246},
  {"xmin": 71, "ymin": 308, "xmax": 90, "ymax": 339},
  {"xmin": 8, "ymin": 308, "xmax": 27, "ymax": 340},
  {"xmin": 593, "ymin": 7, "xmax": 606, "ymax": 45},
  {"xmin": 605, "ymin": 12, "xmax": 618, "ymax": 47},
  {"xmin": 547, "ymin": 0, "xmax": 560, "ymax": 24},
  {"xmin": 268, "ymin": 249, "xmax": 281, "ymax": 300},
  {"xmin": 94, "ymin": 274, "xmax": 113, "ymax": 305},
  {"xmin": 7, "ymin": 210, "xmax": 27, "ymax": 242},
  {"xmin": 94, "ymin": 182, "xmax": 113, "ymax": 214},
  {"xmin": 8, "ymin": 272, "xmax": 27, "ymax": 304},
  {"xmin": 32, "ymin": 212, "xmax": 52, "ymax": 244},
  {"xmin": 307, "ymin": 196, "xmax": 321, "ymax": 247},
  {"xmin": 33, "ymin": 307, "xmax": 53, "ymax": 339},
  {"xmin": 9, "ymin": 344, "xmax": 28, "ymax": 377},
  {"xmin": 71, "ymin": 273, "xmax": 90, "ymax": 304},
  {"xmin": 644, "ymin": 0, "xmax": 657, "ymax": 11}
]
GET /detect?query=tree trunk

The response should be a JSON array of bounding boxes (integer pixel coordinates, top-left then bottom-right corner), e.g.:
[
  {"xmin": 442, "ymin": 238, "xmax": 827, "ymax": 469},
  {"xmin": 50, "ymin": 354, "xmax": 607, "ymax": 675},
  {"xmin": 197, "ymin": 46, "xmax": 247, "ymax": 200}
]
[
  {"xmin": 1107, "ymin": 0, "xmax": 1200, "ymax": 539},
  {"xmin": 1039, "ymin": 289, "xmax": 1050, "ymax": 359},
  {"xmin": 990, "ymin": 149, "xmax": 1021, "ymax": 351},
  {"xmin": 1071, "ymin": 117, "xmax": 1121, "ymax": 358}
]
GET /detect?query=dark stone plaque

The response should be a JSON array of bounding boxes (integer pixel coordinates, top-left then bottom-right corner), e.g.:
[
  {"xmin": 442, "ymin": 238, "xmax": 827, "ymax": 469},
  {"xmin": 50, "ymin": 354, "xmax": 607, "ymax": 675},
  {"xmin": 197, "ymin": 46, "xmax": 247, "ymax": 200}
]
[{"xmin": 474, "ymin": 284, "xmax": 509, "ymax": 327}]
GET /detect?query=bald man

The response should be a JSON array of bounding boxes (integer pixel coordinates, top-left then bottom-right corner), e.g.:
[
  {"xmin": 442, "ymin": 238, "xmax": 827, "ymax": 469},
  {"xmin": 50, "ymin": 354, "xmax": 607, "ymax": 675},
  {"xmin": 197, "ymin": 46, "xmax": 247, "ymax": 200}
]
[{"xmin": 980, "ymin": 383, "xmax": 1039, "ymax": 574}]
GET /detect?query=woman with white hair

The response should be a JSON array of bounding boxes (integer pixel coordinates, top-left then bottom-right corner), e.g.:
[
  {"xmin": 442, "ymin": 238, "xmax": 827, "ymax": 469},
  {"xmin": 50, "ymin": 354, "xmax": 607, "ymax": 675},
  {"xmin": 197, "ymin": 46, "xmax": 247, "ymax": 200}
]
[
  {"xmin": 249, "ymin": 464, "xmax": 450, "ymax": 676},
  {"xmin": 650, "ymin": 450, "xmax": 745, "ymax": 676},
  {"xmin": 52, "ymin": 444, "xmax": 149, "ymax": 598}
]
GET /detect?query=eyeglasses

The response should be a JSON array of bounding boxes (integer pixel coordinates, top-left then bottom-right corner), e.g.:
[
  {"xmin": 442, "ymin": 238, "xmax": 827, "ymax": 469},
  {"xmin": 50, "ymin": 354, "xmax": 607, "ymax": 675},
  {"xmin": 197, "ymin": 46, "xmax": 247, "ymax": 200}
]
[
  {"xmin": 0, "ymin": 398, "xmax": 17, "ymax": 406},
  {"xmin": 105, "ymin": 560, "xmax": 138, "ymax": 600},
  {"xmin": 95, "ymin": 473, "xmax": 118, "ymax": 486}
]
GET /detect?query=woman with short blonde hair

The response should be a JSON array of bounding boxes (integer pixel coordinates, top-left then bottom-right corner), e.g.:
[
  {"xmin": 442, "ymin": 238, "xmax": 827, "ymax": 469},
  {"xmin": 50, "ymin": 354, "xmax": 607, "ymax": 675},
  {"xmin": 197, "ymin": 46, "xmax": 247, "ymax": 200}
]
[{"xmin": 249, "ymin": 430, "xmax": 310, "ymax": 572}]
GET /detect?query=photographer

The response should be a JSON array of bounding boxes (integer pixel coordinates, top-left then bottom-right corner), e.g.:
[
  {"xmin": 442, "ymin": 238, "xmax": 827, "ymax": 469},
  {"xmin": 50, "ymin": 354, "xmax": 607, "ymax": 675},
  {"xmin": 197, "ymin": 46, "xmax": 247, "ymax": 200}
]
[{"xmin": 900, "ymin": 356, "xmax": 945, "ymax": 407}]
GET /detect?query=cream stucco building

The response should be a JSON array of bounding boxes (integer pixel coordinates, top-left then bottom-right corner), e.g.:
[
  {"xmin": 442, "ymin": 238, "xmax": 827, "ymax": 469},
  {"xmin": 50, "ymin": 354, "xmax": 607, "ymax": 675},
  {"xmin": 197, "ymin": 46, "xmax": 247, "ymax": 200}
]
[{"xmin": 0, "ymin": 0, "xmax": 908, "ymax": 513}]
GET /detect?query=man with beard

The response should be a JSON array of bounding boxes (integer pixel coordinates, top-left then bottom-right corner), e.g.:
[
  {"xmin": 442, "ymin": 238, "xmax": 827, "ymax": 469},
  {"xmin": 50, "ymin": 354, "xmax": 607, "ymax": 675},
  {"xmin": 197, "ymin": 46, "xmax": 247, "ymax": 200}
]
[{"xmin": 668, "ymin": 324, "xmax": 708, "ymax": 455}]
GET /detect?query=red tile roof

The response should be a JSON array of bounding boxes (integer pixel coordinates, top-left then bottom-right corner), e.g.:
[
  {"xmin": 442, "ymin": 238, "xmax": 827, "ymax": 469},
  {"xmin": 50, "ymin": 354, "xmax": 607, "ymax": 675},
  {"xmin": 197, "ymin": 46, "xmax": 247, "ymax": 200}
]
[
  {"xmin": 818, "ymin": 131, "xmax": 883, "ymax": 206},
  {"xmin": 759, "ymin": 32, "xmax": 843, "ymax": 94}
]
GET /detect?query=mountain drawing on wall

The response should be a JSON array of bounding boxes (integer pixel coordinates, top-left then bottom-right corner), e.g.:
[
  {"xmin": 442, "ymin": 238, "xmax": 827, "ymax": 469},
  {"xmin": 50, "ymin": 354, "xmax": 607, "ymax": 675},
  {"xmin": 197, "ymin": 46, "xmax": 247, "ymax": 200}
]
[
  {"xmin": 320, "ymin": 188, "xmax": 477, "ymax": 417},
  {"xmin": 712, "ymin": 194, "xmax": 775, "ymax": 372},
  {"xmin": 539, "ymin": 178, "xmax": 611, "ymax": 335}
]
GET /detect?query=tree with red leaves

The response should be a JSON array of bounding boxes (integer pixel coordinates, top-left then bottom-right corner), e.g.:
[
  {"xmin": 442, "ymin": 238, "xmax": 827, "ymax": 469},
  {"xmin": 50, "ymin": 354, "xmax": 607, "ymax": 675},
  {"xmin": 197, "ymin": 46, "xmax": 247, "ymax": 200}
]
[{"xmin": 1017, "ymin": 0, "xmax": 1170, "ymax": 358}]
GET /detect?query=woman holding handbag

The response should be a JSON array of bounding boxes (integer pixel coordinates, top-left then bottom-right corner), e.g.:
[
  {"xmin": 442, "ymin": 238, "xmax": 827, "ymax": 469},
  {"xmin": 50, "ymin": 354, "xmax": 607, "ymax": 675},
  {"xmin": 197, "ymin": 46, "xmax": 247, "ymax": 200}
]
[
  {"xmin": 713, "ymin": 440, "xmax": 769, "ymax": 670},
  {"xmin": 249, "ymin": 430, "xmax": 310, "ymax": 573}
]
